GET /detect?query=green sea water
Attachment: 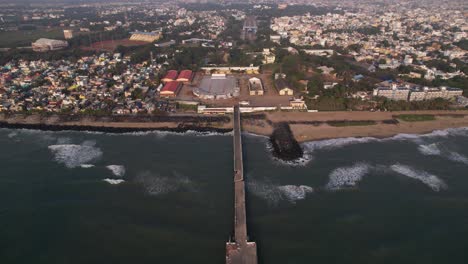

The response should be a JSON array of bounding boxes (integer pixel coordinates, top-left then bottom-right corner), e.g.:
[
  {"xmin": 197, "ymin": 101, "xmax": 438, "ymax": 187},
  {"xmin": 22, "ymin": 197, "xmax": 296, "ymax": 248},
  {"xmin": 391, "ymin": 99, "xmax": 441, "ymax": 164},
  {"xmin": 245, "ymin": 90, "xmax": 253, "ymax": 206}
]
[{"xmin": 1, "ymin": 128, "xmax": 468, "ymax": 264}]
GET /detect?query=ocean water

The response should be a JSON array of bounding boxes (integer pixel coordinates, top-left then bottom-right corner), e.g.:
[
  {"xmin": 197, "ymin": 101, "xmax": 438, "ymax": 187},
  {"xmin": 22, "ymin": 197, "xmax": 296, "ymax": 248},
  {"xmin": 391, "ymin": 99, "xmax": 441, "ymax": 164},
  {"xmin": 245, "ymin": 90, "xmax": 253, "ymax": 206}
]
[{"xmin": 1, "ymin": 128, "xmax": 468, "ymax": 263}]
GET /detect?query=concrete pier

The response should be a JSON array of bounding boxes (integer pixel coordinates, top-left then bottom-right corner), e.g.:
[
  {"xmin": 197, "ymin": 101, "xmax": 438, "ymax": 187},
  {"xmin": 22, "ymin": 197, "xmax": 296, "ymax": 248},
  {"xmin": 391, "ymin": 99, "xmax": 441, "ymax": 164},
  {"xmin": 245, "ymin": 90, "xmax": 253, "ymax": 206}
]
[{"xmin": 226, "ymin": 105, "xmax": 258, "ymax": 264}]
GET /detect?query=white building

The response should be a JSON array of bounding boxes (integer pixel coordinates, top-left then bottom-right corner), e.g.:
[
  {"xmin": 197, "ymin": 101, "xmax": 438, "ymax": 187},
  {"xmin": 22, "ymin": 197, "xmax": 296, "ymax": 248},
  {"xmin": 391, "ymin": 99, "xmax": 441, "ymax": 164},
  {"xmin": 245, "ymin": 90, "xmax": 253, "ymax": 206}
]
[{"xmin": 32, "ymin": 38, "xmax": 68, "ymax": 52}]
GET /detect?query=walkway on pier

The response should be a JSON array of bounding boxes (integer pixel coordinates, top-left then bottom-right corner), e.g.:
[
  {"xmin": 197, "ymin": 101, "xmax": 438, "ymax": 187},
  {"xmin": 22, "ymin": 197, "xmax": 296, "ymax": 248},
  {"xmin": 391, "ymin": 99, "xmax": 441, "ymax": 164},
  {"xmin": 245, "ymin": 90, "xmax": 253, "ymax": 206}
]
[{"xmin": 226, "ymin": 106, "xmax": 257, "ymax": 264}]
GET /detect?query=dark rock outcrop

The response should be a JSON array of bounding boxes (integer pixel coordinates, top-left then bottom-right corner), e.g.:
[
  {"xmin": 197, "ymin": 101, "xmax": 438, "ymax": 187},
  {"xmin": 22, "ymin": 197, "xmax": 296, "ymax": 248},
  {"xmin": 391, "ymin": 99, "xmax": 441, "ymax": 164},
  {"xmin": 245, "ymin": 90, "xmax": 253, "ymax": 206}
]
[{"xmin": 269, "ymin": 122, "xmax": 303, "ymax": 161}]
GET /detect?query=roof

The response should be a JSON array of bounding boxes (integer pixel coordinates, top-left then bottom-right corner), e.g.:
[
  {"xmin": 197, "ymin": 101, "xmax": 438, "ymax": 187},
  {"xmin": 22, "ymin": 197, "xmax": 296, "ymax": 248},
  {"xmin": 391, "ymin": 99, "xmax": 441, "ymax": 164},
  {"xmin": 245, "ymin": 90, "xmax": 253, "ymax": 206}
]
[
  {"xmin": 248, "ymin": 78, "xmax": 263, "ymax": 91},
  {"xmin": 177, "ymin": 70, "xmax": 192, "ymax": 80},
  {"xmin": 275, "ymin": 78, "xmax": 291, "ymax": 90},
  {"xmin": 33, "ymin": 38, "xmax": 68, "ymax": 45},
  {"xmin": 131, "ymin": 31, "xmax": 161, "ymax": 36},
  {"xmin": 163, "ymin": 70, "xmax": 178, "ymax": 80},
  {"xmin": 161, "ymin": 81, "xmax": 180, "ymax": 93},
  {"xmin": 197, "ymin": 75, "xmax": 237, "ymax": 96}
]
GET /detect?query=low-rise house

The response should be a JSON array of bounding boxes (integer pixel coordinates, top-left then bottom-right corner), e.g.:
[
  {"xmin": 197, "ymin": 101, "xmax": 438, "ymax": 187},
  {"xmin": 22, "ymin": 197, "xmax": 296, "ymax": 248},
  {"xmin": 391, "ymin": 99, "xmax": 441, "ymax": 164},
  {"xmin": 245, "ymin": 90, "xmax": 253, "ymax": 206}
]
[
  {"xmin": 275, "ymin": 78, "xmax": 294, "ymax": 96},
  {"xmin": 248, "ymin": 77, "xmax": 264, "ymax": 96}
]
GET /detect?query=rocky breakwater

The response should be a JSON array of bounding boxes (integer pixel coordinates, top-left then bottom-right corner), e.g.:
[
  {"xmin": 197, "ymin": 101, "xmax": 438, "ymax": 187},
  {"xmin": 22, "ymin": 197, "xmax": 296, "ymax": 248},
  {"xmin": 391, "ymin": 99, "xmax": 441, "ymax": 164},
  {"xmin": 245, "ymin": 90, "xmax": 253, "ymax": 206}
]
[
  {"xmin": 269, "ymin": 122, "xmax": 304, "ymax": 161},
  {"xmin": 0, "ymin": 113, "xmax": 232, "ymax": 134}
]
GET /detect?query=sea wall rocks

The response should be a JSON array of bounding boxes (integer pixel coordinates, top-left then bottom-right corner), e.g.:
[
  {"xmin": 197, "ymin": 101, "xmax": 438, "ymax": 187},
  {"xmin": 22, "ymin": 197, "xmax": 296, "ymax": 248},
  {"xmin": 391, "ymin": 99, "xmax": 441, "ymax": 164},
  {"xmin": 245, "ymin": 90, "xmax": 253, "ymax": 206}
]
[{"xmin": 269, "ymin": 122, "xmax": 304, "ymax": 161}]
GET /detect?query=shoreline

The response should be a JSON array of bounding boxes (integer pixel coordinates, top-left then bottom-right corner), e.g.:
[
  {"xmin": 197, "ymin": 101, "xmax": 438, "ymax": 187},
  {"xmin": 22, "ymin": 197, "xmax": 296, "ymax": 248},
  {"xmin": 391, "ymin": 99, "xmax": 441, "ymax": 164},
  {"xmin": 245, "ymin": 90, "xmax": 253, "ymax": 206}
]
[
  {"xmin": 0, "ymin": 121, "xmax": 232, "ymax": 135},
  {"xmin": 2, "ymin": 111, "xmax": 468, "ymax": 161}
]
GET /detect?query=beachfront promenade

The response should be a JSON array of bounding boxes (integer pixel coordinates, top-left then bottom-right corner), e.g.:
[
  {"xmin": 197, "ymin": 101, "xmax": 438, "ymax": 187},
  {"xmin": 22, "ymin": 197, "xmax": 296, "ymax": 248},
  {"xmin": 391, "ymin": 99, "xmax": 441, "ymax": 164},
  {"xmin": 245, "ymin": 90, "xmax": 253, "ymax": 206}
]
[{"xmin": 226, "ymin": 106, "xmax": 258, "ymax": 264}]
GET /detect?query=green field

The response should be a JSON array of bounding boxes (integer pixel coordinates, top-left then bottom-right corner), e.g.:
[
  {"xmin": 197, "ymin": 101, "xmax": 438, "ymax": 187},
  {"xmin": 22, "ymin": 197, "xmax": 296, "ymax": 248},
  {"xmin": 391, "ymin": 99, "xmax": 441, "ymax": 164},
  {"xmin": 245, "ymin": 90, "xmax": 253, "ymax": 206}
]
[
  {"xmin": 394, "ymin": 114, "xmax": 436, "ymax": 122},
  {"xmin": 0, "ymin": 29, "xmax": 65, "ymax": 48}
]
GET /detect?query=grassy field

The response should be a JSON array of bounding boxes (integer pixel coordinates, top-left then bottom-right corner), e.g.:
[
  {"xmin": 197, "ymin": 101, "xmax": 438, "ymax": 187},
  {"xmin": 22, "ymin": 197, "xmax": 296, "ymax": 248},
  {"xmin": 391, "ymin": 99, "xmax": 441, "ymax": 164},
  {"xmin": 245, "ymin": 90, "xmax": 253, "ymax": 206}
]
[
  {"xmin": 395, "ymin": 114, "xmax": 436, "ymax": 122},
  {"xmin": 0, "ymin": 29, "xmax": 65, "ymax": 48}
]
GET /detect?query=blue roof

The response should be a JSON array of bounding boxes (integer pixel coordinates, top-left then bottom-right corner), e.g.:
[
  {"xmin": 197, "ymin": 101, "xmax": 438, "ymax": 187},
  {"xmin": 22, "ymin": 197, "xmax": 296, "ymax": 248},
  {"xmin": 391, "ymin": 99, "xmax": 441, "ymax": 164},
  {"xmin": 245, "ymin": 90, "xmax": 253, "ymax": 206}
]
[{"xmin": 353, "ymin": 74, "xmax": 364, "ymax": 80}]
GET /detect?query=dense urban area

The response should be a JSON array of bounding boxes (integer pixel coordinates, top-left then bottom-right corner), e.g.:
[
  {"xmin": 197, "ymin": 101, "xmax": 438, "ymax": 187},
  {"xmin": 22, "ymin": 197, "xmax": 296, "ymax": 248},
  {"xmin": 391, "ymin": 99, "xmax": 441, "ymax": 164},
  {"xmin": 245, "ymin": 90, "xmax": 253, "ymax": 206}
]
[{"xmin": 0, "ymin": 0, "xmax": 467, "ymax": 116}]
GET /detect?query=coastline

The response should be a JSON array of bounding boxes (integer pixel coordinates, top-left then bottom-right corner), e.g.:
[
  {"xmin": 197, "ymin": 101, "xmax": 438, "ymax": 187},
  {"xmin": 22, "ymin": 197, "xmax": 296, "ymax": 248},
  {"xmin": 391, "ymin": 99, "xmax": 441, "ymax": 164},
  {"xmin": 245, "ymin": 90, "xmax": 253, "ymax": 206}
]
[
  {"xmin": 0, "ymin": 113, "xmax": 233, "ymax": 134},
  {"xmin": 242, "ymin": 110, "xmax": 468, "ymax": 143},
  {"xmin": 0, "ymin": 120, "xmax": 232, "ymax": 134},
  {"xmin": 2, "ymin": 110, "xmax": 468, "ymax": 161}
]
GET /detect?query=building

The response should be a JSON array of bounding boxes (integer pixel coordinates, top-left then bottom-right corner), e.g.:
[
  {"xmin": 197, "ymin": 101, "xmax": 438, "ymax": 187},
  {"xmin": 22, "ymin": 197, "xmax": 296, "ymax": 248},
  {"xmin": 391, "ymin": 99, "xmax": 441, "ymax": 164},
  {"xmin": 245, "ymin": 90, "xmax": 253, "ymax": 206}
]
[
  {"xmin": 290, "ymin": 98, "xmax": 307, "ymax": 109},
  {"xmin": 373, "ymin": 84, "xmax": 410, "ymax": 101},
  {"xmin": 154, "ymin": 40, "xmax": 175, "ymax": 48},
  {"xmin": 63, "ymin": 30, "xmax": 73, "ymax": 39},
  {"xmin": 176, "ymin": 70, "xmax": 193, "ymax": 83},
  {"xmin": 374, "ymin": 84, "xmax": 463, "ymax": 101},
  {"xmin": 262, "ymin": 49, "xmax": 276, "ymax": 64},
  {"xmin": 275, "ymin": 78, "xmax": 294, "ymax": 96},
  {"xmin": 160, "ymin": 81, "xmax": 181, "ymax": 97},
  {"xmin": 409, "ymin": 86, "xmax": 463, "ymax": 101},
  {"xmin": 200, "ymin": 66, "xmax": 260, "ymax": 74},
  {"xmin": 130, "ymin": 31, "xmax": 162, "ymax": 43},
  {"xmin": 162, "ymin": 70, "xmax": 178, "ymax": 83},
  {"xmin": 242, "ymin": 16, "xmax": 257, "ymax": 41},
  {"xmin": 270, "ymin": 35, "xmax": 281, "ymax": 44},
  {"xmin": 248, "ymin": 77, "xmax": 264, "ymax": 96},
  {"xmin": 32, "ymin": 38, "xmax": 68, "ymax": 52},
  {"xmin": 193, "ymin": 74, "xmax": 239, "ymax": 100}
]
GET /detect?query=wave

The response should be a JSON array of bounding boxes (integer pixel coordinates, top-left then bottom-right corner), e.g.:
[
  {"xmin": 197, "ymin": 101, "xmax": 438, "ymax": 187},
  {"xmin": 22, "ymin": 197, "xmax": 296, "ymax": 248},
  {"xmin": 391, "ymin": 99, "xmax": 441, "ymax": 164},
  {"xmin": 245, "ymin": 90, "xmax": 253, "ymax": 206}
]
[
  {"xmin": 390, "ymin": 164, "xmax": 447, "ymax": 191},
  {"xmin": 76, "ymin": 129, "xmax": 232, "ymax": 138},
  {"xmin": 80, "ymin": 164, "xmax": 95, "ymax": 168},
  {"xmin": 247, "ymin": 179, "xmax": 313, "ymax": 205},
  {"xmin": 278, "ymin": 185, "xmax": 314, "ymax": 202},
  {"xmin": 418, "ymin": 143, "xmax": 442, "ymax": 156},
  {"xmin": 48, "ymin": 140, "xmax": 102, "ymax": 168},
  {"xmin": 2, "ymin": 127, "xmax": 231, "ymax": 140},
  {"xmin": 242, "ymin": 132, "xmax": 269, "ymax": 139},
  {"xmin": 135, "ymin": 171, "xmax": 195, "ymax": 196},
  {"xmin": 299, "ymin": 127, "xmax": 468, "ymax": 164},
  {"xmin": 7, "ymin": 132, "xmax": 17, "ymax": 138},
  {"xmin": 418, "ymin": 143, "xmax": 468, "ymax": 165},
  {"xmin": 326, "ymin": 163, "xmax": 372, "ymax": 190},
  {"xmin": 263, "ymin": 139, "xmax": 313, "ymax": 166},
  {"xmin": 447, "ymin": 152, "xmax": 468, "ymax": 165},
  {"xmin": 103, "ymin": 179, "xmax": 125, "ymax": 185},
  {"xmin": 106, "ymin": 165, "xmax": 126, "ymax": 177}
]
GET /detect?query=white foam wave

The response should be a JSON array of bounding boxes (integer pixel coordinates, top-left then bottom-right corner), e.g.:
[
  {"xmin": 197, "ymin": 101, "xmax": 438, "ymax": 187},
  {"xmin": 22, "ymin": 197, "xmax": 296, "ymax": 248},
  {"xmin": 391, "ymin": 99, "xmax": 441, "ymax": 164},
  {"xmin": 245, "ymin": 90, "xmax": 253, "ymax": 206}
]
[
  {"xmin": 418, "ymin": 143, "xmax": 442, "ymax": 156},
  {"xmin": 278, "ymin": 185, "xmax": 314, "ymax": 201},
  {"xmin": 79, "ymin": 130, "xmax": 232, "ymax": 138},
  {"xmin": 106, "ymin": 165, "xmax": 126, "ymax": 177},
  {"xmin": 247, "ymin": 179, "xmax": 313, "ymax": 204},
  {"xmin": 135, "ymin": 171, "xmax": 195, "ymax": 195},
  {"xmin": 447, "ymin": 152, "xmax": 468, "ymax": 165},
  {"xmin": 390, "ymin": 164, "xmax": 447, "ymax": 191},
  {"xmin": 103, "ymin": 179, "xmax": 125, "ymax": 185},
  {"xmin": 7, "ymin": 132, "xmax": 17, "ymax": 138},
  {"xmin": 264, "ymin": 140, "xmax": 313, "ymax": 166},
  {"xmin": 326, "ymin": 163, "xmax": 372, "ymax": 190},
  {"xmin": 418, "ymin": 143, "xmax": 468, "ymax": 165},
  {"xmin": 48, "ymin": 140, "xmax": 102, "ymax": 168},
  {"xmin": 299, "ymin": 127, "xmax": 468, "ymax": 165},
  {"xmin": 80, "ymin": 164, "xmax": 95, "ymax": 168}
]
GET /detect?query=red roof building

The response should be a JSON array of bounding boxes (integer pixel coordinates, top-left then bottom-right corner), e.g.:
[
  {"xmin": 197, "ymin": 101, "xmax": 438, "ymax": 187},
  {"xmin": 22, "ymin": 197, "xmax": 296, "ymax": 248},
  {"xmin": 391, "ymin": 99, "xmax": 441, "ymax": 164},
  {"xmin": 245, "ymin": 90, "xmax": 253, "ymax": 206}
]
[
  {"xmin": 160, "ymin": 81, "xmax": 181, "ymax": 97},
  {"xmin": 176, "ymin": 70, "xmax": 193, "ymax": 83},
  {"xmin": 162, "ymin": 70, "xmax": 178, "ymax": 83}
]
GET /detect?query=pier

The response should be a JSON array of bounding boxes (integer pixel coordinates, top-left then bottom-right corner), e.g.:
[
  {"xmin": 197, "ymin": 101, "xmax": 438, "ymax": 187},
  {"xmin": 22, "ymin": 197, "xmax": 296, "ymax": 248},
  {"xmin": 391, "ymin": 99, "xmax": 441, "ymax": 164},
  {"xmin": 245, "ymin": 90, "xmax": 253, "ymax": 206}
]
[{"xmin": 226, "ymin": 106, "xmax": 258, "ymax": 264}]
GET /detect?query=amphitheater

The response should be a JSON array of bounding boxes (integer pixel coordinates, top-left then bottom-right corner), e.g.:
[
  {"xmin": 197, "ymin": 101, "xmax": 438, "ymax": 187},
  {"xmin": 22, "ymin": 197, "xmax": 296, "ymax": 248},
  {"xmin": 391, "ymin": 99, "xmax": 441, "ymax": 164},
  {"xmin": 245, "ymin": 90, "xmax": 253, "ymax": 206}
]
[{"xmin": 193, "ymin": 74, "xmax": 239, "ymax": 100}]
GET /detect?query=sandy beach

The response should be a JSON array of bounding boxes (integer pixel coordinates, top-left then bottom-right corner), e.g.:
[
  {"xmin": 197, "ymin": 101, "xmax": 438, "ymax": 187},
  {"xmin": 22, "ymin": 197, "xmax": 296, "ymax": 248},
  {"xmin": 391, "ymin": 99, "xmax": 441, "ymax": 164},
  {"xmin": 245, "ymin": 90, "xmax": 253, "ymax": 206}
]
[
  {"xmin": 242, "ymin": 110, "xmax": 468, "ymax": 142},
  {"xmin": 2, "ymin": 111, "xmax": 468, "ymax": 143}
]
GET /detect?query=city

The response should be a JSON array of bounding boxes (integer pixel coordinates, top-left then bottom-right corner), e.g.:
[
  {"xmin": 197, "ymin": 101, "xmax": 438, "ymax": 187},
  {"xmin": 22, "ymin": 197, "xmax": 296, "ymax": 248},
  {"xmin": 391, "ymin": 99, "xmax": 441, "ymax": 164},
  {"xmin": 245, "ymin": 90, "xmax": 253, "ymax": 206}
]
[{"xmin": 0, "ymin": 1, "xmax": 467, "ymax": 264}]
